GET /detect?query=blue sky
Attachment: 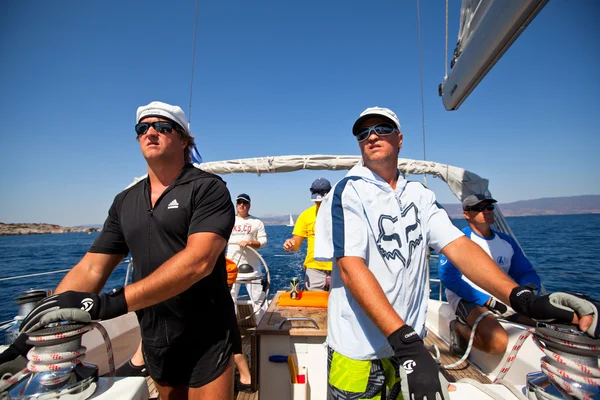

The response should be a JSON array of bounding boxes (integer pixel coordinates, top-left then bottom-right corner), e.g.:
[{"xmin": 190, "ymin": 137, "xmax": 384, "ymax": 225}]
[{"xmin": 1, "ymin": 1, "xmax": 598, "ymax": 226}]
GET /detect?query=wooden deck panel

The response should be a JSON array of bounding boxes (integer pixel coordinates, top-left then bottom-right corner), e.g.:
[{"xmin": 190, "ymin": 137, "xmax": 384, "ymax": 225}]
[
  {"xmin": 425, "ymin": 330, "xmax": 492, "ymax": 384},
  {"xmin": 146, "ymin": 375, "xmax": 159, "ymax": 399},
  {"xmin": 236, "ymin": 303, "xmax": 259, "ymax": 400}
]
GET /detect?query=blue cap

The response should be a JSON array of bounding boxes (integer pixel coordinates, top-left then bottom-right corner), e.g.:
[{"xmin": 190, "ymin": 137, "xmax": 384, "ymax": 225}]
[
  {"xmin": 236, "ymin": 193, "xmax": 251, "ymax": 203},
  {"xmin": 310, "ymin": 178, "xmax": 331, "ymax": 201}
]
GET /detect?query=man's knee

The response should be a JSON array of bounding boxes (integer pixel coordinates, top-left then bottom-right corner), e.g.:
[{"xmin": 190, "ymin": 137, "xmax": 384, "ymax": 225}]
[{"xmin": 467, "ymin": 308, "xmax": 508, "ymax": 354}]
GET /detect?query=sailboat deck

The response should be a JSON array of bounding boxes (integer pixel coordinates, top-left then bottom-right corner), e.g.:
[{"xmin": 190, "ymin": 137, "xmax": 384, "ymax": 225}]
[
  {"xmin": 146, "ymin": 303, "xmax": 489, "ymax": 399},
  {"xmin": 424, "ymin": 331, "xmax": 492, "ymax": 384}
]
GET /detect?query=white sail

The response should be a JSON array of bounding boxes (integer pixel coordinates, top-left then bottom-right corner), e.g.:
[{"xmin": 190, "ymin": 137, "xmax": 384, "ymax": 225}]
[
  {"xmin": 287, "ymin": 214, "xmax": 294, "ymax": 227},
  {"xmin": 440, "ymin": 0, "xmax": 549, "ymax": 110}
]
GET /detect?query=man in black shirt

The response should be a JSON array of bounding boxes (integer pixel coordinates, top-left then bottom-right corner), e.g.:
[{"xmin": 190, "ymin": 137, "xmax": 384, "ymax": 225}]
[{"xmin": 20, "ymin": 101, "xmax": 237, "ymax": 399}]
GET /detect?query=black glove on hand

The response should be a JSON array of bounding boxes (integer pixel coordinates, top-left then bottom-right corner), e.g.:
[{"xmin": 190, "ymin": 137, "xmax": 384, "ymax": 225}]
[
  {"xmin": 509, "ymin": 287, "xmax": 600, "ymax": 338},
  {"xmin": 20, "ymin": 287, "xmax": 128, "ymax": 333},
  {"xmin": 388, "ymin": 325, "xmax": 449, "ymax": 400},
  {"xmin": 509, "ymin": 286, "xmax": 574, "ymax": 322},
  {"xmin": 0, "ymin": 333, "xmax": 31, "ymax": 364}
]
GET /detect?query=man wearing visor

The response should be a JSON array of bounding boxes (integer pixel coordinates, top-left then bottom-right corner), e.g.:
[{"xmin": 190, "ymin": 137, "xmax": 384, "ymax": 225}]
[
  {"xmin": 283, "ymin": 178, "xmax": 333, "ymax": 291},
  {"xmin": 439, "ymin": 194, "xmax": 542, "ymax": 356},
  {"xmin": 314, "ymin": 106, "xmax": 599, "ymax": 400},
  {"xmin": 17, "ymin": 101, "xmax": 238, "ymax": 399}
]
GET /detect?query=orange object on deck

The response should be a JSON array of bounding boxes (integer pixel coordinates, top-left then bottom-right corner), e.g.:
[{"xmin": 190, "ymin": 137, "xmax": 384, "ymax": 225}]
[
  {"xmin": 225, "ymin": 257, "xmax": 238, "ymax": 286},
  {"xmin": 277, "ymin": 291, "xmax": 329, "ymax": 308}
]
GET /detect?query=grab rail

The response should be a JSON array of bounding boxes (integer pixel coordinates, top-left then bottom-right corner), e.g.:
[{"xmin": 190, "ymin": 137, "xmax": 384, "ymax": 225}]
[{"xmin": 276, "ymin": 317, "xmax": 319, "ymax": 330}]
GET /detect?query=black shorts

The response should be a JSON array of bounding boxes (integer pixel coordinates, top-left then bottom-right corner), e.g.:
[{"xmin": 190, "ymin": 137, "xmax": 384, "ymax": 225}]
[
  {"xmin": 142, "ymin": 327, "xmax": 234, "ymax": 388},
  {"xmin": 456, "ymin": 299, "xmax": 479, "ymax": 324},
  {"xmin": 456, "ymin": 299, "xmax": 521, "ymax": 325}
]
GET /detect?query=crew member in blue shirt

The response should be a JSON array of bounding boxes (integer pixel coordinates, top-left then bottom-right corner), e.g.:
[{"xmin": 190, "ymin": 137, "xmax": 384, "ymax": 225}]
[{"xmin": 439, "ymin": 194, "xmax": 542, "ymax": 356}]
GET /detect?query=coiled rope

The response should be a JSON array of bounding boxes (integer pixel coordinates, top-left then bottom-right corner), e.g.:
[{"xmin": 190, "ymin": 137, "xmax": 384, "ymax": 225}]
[
  {"xmin": 0, "ymin": 322, "xmax": 115, "ymax": 393},
  {"xmin": 431, "ymin": 315, "xmax": 600, "ymax": 399}
]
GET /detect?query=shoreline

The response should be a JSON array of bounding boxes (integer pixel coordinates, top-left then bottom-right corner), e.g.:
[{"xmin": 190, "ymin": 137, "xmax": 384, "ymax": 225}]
[{"xmin": 0, "ymin": 223, "xmax": 100, "ymax": 236}]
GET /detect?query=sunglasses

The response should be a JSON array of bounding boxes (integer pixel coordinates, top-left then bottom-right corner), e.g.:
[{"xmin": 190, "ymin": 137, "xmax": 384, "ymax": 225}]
[
  {"xmin": 354, "ymin": 123, "xmax": 398, "ymax": 142},
  {"xmin": 467, "ymin": 204, "xmax": 495, "ymax": 212},
  {"xmin": 236, "ymin": 200, "xmax": 249, "ymax": 205},
  {"xmin": 310, "ymin": 189, "xmax": 329, "ymax": 196},
  {"xmin": 135, "ymin": 121, "xmax": 179, "ymax": 136}
]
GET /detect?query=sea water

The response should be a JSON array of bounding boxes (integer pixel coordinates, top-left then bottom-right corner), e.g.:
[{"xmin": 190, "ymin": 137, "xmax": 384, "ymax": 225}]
[{"xmin": 1, "ymin": 214, "xmax": 599, "ymax": 342}]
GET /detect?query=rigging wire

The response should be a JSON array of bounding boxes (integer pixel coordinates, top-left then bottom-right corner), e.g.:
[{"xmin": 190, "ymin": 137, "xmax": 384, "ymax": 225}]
[
  {"xmin": 188, "ymin": 0, "xmax": 200, "ymax": 123},
  {"xmin": 416, "ymin": 0, "xmax": 428, "ymax": 185},
  {"xmin": 445, "ymin": 0, "xmax": 449, "ymax": 80}
]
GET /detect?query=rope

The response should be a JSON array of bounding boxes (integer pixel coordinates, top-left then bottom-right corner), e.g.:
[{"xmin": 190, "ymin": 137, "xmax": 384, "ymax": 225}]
[
  {"xmin": 187, "ymin": 0, "xmax": 199, "ymax": 123},
  {"xmin": 0, "ymin": 322, "xmax": 115, "ymax": 393},
  {"xmin": 440, "ymin": 311, "xmax": 493, "ymax": 369},
  {"xmin": 434, "ymin": 313, "xmax": 600, "ymax": 398},
  {"xmin": 415, "ymin": 0, "xmax": 428, "ymax": 186},
  {"xmin": 0, "ymin": 269, "xmax": 71, "ymax": 282},
  {"xmin": 494, "ymin": 327, "xmax": 600, "ymax": 399}
]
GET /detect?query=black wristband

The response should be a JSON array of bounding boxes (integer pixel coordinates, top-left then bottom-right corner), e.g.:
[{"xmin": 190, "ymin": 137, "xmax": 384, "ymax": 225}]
[
  {"xmin": 388, "ymin": 325, "xmax": 422, "ymax": 351},
  {"xmin": 509, "ymin": 286, "xmax": 532, "ymax": 315},
  {"xmin": 99, "ymin": 286, "xmax": 128, "ymax": 320}
]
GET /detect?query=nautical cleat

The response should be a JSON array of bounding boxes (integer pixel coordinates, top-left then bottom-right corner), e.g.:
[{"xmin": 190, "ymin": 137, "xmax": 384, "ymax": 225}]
[
  {"xmin": 448, "ymin": 320, "xmax": 468, "ymax": 357},
  {"xmin": 3, "ymin": 323, "xmax": 99, "ymax": 400}
]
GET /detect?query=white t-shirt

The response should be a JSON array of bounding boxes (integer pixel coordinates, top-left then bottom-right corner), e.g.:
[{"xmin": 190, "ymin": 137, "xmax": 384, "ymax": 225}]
[
  {"xmin": 315, "ymin": 165, "xmax": 463, "ymax": 360},
  {"xmin": 226, "ymin": 215, "xmax": 267, "ymax": 272}
]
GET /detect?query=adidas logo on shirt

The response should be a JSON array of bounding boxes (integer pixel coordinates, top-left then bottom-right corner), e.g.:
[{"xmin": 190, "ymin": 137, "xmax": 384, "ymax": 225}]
[{"xmin": 167, "ymin": 199, "xmax": 179, "ymax": 209}]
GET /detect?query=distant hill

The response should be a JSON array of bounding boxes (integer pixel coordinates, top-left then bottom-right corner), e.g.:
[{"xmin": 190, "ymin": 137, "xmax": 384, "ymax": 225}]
[
  {"xmin": 260, "ymin": 195, "xmax": 600, "ymax": 224},
  {"xmin": 0, "ymin": 223, "xmax": 100, "ymax": 236},
  {"xmin": 440, "ymin": 195, "xmax": 600, "ymax": 218}
]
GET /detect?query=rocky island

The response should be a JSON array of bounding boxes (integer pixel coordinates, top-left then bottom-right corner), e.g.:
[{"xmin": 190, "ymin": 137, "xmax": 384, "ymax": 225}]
[{"xmin": 0, "ymin": 223, "xmax": 100, "ymax": 236}]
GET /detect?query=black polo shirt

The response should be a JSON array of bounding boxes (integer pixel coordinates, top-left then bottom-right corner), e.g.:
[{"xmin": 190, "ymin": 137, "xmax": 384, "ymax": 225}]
[{"xmin": 90, "ymin": 164, "xmax": 236, "ymax": 346}]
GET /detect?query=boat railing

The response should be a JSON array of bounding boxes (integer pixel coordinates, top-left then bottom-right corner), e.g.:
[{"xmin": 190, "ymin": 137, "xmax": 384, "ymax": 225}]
[{"xmin": 430, "ymin": 278, "xmax": 444, "ymax": 301}]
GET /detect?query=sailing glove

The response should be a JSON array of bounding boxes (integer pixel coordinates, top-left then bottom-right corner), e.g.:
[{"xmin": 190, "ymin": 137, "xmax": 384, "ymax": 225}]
[
  {"xmin": 486, "ymin": 298, "xmax": 515, "ymax": 319},
  {"xmin": 388, "ymin": 325, "xmax": 450, "ymax": 400},
  {"xmin": 20, "ymin": 287, "xmax": 128, "ymax": 334},
  {"xmin": 509, "ymin": 286, "xmax": 599, "ymax": 338},
  {"xmin": 0, "ymin": 333, "xmax": 30, "ymax": 364}
]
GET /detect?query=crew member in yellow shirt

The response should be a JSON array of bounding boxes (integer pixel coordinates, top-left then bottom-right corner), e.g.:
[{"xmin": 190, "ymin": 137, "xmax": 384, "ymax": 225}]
[{"xmin": 283, "ymin": 178, "xmax": 332, "ymax": 290}]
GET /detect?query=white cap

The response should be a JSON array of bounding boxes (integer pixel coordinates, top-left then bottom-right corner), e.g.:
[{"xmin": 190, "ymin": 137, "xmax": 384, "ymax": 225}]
[
  {"xmin": 136, "ymin": 101, "xmax": 190, "ymax": 135},
  {"xmin": 352, "ymin": 106, "xmax": 401, "ymax": 135}
]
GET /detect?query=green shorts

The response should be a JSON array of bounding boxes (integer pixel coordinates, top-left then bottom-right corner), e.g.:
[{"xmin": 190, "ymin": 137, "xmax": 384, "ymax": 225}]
[{"xmin": 327, "ymin": 346, "xmax": 402, "ymax": 400}]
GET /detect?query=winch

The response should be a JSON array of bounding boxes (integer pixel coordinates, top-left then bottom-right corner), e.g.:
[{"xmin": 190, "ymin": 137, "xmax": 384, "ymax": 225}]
[
  {"xmin": 526, "ymin": 324, "xmax": 600, "ymax": 400},
  {"xmin": 3, "ymin": 289, "xmax": 49, "ymax": 345},
  {"xmin": 0, "ymin": 289, "xmax": 107, "ymax": 400}
]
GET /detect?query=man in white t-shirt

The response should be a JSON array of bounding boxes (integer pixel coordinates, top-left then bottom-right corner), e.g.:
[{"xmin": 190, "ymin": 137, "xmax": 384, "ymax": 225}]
[
  {"xmin": 226, "ymin": 193, "xmax": 268, "ymax": 323},
  {"xmin": 314, "ymin": 106, "xmax": 598, "ymax": 400},
  {"xmin": 439, "ymin": 194, "xmax": 541, "ymax": 356}
]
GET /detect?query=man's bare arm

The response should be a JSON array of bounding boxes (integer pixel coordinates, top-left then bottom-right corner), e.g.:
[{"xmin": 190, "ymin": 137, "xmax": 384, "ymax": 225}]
[
  {"xmin": 123, "ymin": 231, "xmax": 226, "ymax": 312},
  {"xmin": 442, "ymin": 236, "xmax": 582, "ymax": 325},
  {"xmin": 283, "ymin": 235, "xmax": 304, "ymax": 252},
  {"xmin": 338, "ymin": 256, "xmax": 404, "ymax": 337},
  {"xmin": 55, "ymin": 253, "xmax": 126, "ymax": 294}
]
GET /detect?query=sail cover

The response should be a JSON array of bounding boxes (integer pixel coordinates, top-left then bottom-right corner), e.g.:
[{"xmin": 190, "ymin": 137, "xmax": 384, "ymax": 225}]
[
  {"xmin": 127, "ymin": 155, "xmax": 489, "ymax": 203},
  {"xmin": 440, "ymin": 0, "xmax": 549, "ymax": 110}
]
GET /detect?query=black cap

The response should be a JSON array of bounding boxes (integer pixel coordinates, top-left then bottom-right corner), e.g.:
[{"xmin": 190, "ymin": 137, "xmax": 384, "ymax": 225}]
[{"xmin": 462, "ymin": 194, "xmax": 497, "ymax": 210}]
